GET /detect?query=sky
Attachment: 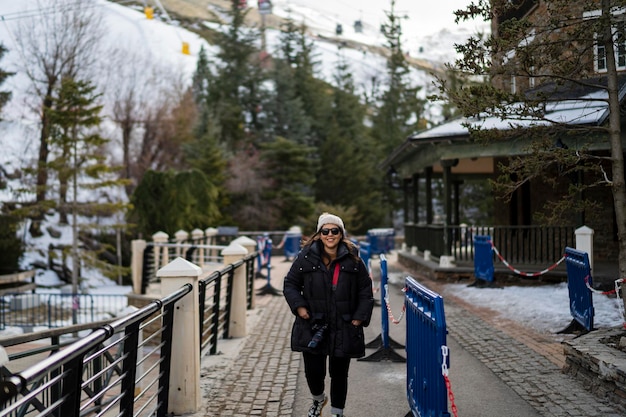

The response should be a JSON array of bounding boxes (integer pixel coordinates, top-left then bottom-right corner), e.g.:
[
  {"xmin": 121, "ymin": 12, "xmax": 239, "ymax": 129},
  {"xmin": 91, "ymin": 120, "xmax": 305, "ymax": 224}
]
[{"xmin": 0, "ymin": 0, "xmax": 622, "ymax": 337}]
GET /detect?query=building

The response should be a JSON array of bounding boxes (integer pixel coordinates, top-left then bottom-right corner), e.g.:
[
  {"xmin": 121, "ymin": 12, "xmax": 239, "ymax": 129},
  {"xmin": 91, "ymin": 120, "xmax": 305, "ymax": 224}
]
[{"xmin": 381, "ymin": 0, "xmax": 626, "ymax": 270}]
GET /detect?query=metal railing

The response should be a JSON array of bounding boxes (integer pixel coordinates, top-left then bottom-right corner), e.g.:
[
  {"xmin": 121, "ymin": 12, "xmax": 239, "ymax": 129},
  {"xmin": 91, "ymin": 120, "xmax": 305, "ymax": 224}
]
[
  {"xmin": 0, "ymin": 293, "xmax": 129, "ymax": 330},
  {"xmin": 0, "ymin": 284, "xmax": 192, "ymax": 417},
  {"xmin": 198, "ymin": 254, "xmax": 256, "ymax": 354},
  {"xmin": 141, "ymin": 242, "xmax": 227, "ymax": 294},
  {"xmin": 405, "ymin": 224, "xmax": 575, "ymax": 264}
]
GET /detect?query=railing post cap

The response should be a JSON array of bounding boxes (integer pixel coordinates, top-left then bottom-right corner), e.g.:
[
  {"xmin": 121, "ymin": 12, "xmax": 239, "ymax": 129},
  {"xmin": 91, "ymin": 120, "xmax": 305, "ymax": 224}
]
[
  {"xmin": 205, "ymin": 227, "xmax": 218, "ymax": 236},
  {"xmin": 232, "ymin": 236, "xmax": 257, "ymax": 247},
  {"xmin": 191, "ymin": 228, "xmax": 204, "ymax": 238},
  {"xmin": 575, "ymin": 225, "xmax": 594, "ymax": 235},
  {"xmin": 175, "ymin": 229, "xmax": 189, "ymax": 240},
  {"xmin": 152, "ymin": 231, "xmax": 169, "ymax": 241},
  {"xmin": 157, "ymin": 257, "xmax": 202, "ymax": 277},
  {"xmin": 221, "ymin": 242, "xmax": 248, "ymax": 256},
  {"xmin": 0, "ymin": 345, "xmax": 8, "ymax": 366}
]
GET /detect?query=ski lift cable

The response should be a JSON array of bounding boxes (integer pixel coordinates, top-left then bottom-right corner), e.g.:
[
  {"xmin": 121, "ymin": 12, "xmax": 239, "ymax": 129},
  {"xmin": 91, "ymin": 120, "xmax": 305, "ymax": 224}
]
[
  {"xmin": 0, "ymin": 15, "xmax": 31, "ymax": 74},
  {"xmin": 0, "ymin": 0, "xmax": 136, "ymax": 22},
  {"xmin": 147, "ymin": 0, "xmax": 184, "ymax": 43}
]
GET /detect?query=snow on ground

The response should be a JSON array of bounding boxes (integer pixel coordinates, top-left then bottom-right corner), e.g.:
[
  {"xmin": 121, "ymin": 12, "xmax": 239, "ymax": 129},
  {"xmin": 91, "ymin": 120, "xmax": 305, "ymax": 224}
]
[{"xmin": 386, "ymin": 269, "xmax": 624, "ymax": 336}]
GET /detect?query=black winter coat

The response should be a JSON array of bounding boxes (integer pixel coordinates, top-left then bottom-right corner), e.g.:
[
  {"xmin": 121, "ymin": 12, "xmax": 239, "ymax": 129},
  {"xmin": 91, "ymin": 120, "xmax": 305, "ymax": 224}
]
[{"xmin": 283, "ymin": 240, "xmax": 374, "ymax": 358}]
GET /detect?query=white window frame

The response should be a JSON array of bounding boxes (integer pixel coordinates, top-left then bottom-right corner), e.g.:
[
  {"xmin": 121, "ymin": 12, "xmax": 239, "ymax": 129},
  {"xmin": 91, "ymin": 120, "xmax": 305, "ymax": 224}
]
[{"xmin": 585, "ymin": 9, "xmax": 626, "ymax": 73}]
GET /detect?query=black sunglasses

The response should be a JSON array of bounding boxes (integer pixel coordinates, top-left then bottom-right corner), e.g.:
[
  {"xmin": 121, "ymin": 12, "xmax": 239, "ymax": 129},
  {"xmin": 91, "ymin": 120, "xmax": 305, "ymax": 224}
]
[{"xmin": 321, "ymin": 227, "xmax": 341, "ymax": 236}]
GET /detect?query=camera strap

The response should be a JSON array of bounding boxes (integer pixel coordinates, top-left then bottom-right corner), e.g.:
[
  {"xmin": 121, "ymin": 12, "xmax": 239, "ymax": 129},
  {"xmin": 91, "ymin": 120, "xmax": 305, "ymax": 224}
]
[{"xmin": 332, "ymin": 263, "xmax": 340, "ymax": 286}]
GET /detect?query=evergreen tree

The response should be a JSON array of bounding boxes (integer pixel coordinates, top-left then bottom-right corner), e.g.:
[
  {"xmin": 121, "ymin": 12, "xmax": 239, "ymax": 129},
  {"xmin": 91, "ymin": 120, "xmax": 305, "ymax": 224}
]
[
  {"xmin": 202, "ymin": 1, "xmax": 266, "ymax": 150},
  {"xmin": 128, "ymin": 169, "xmax": 220, "ymax": 237},
  {"xmin": 0, "ymin": 42, "xmax": 18, "ymax": 272},
  {"xmin": 273, "ymin": 19, "xmax": 330, "ymax": 148},
  {"xmin": 44, "ymin": 77, "xmax": 128, "ymax": 288},
  {"xmin": 259, "ymin": 137, "xmax": 316, "ymax": 229},
  {"xmin": 370, "ymin": 0, "xmax": 426, "ymax": 156},
  {"xmin": 290, "ymin": 23, "xmax": 332, "ymax": 148},
  {"xmin": 0, "ymin": 43, "xmax": 12, "ymax": 117},
  {"xmin": 263, "ymin": 50, "xmax": 311, "ymax": 144},
  {"xmin": 316, "ymin": 54, "xmax": 386, "ymax": 232}
]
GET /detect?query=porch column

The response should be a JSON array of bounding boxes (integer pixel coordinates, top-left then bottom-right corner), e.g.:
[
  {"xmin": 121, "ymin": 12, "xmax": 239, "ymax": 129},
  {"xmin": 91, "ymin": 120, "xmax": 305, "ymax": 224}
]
[
  {"xmin": 412, "ymin": 173, "xmax": 419, "ymax": 223},
  {"xmin": 403, "ymin": 178, "xmax": 410, "ymax": 224},
  {"xmin": 453, "ymin": 180, "xmax": 461, "ymax": 225},
  {"xmin": 443, "ymin": 164, "xmax": 451, "ymax": 256},
  {"xmin": 425, "ymin": 167, "xmax": 433, "ymax": 224},
  {"xmin": 441, "ymin": 160, "xmax": 457, "ymax": 257}
]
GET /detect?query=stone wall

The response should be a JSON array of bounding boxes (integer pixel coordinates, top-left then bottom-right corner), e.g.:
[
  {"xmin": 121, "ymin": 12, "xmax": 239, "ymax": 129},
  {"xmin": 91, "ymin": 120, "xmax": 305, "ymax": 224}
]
[{"xmin": 562, "ymin": 327, "xmax": 626, "ymax": 415}]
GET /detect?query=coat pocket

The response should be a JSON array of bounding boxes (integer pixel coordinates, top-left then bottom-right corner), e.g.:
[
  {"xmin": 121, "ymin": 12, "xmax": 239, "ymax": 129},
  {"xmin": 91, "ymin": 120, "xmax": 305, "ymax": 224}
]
[
  {"xmin": 291, "ymin": 316, "xmax": 314, "ymax": 350},
  {"xmin": 341, "ymin": 315, "xmax": 365, "ymax": 356}
]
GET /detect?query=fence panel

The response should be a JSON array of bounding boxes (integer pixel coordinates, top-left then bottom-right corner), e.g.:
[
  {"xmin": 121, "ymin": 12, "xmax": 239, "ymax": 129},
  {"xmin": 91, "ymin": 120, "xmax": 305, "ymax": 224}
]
[
  {"xmin": 564, "ymin": 247, "xmax": 594, "ymax": 332},
  {"xmin": 1, "ymin": 293, "xmax": 129, "ymax": 330},
  {"xmin": 473, "ymin": 235, "xmax": 495, "ymax": 284},
  {"xmin": 405, "ymin": 276, "xmax": 450, "ymax": 417}
]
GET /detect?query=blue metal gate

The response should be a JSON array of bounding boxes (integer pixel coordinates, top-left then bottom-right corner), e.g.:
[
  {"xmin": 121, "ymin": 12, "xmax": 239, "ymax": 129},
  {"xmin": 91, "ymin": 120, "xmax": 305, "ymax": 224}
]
[
  {"xmin": 405, "ymin": 276, "xmax": 450, "ymax": 417},
  {"xmin": 564, "ymin": 247, "xmax": 594, "ymax": 332}
]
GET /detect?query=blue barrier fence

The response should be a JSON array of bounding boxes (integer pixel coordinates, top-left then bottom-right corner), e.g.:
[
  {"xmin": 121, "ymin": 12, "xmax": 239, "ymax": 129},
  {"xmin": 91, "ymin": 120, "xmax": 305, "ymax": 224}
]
[
  {"xmin": 283, "ymin": 233, "xmax": 301, "ymax": 260},
  {"xmin": 256, "ymin": 235, "xmax": 280, "ymax": 296},
  {"xmin": 366, "ymin": 228, "xmax": 395, "ymax": 255},
  {"xmin": 564, "ymin": 247, "xmax": 594, "ymax": 332},
  {"xmin": 359, "ymin": 254, "xmax": 405, "ymax": 362},
  {"xmin": 358, "ymin": 241, "xmax": 371, "ymax": 270},
  {"xmin": 405, "ymin": 276, "xmax": 450, "ymax": 417},
  {"xmin": 473, "ymin": 234, "xmax": 494, "ymax": 283}
]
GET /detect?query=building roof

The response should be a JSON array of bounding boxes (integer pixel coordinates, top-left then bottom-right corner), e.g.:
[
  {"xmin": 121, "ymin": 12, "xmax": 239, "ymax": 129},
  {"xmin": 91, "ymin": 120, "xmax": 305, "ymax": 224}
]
[{"xmin": 382, "ymin": 76, "xmax": 626, "ymax": 175}]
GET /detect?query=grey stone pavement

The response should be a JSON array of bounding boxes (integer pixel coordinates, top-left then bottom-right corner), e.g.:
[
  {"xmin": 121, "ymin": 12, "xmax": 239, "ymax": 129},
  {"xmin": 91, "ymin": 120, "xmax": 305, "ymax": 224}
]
[{"xmin": 188, "ymin": 251, "xmax": 625, "ymax": 417}]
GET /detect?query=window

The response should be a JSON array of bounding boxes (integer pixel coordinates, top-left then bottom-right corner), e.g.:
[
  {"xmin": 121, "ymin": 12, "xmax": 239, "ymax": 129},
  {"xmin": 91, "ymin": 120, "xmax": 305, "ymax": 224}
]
[
  {"xmin": 596, "ymin": 38, "xmax": 607, "ymax": 72},
  {"xmin": 586, "ymin": 10, "xmax": 626, "ymax": 73},
  {"xmin": 616, "ymin": 21, "xmax": 626, "ymax": 67},
  {"xmin": 511, "ymin": 76, "xmax": 517, "ymax": 93}
]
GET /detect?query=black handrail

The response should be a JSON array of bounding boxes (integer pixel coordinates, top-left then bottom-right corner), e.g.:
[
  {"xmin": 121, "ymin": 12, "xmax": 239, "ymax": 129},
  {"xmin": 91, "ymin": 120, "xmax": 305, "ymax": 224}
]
[{"xmin": 0, "ymin": 284, "xmax": 192, "ymax": 417}]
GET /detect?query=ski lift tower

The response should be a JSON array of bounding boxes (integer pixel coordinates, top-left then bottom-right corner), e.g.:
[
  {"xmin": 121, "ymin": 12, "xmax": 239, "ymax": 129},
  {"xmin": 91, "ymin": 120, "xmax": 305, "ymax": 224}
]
[{"xmin": 258, "ymin": 0, "xmax": 273, "ymax": 52}]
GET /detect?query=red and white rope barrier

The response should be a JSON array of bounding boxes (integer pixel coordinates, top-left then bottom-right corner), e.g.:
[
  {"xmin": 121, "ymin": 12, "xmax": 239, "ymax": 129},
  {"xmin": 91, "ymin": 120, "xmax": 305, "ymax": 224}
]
[
  {"xmin": 489, "ymin": 240, "xmax": 566, "ymax": 277},
  {"xmin": 441, "ymin": 345, "xmax": 458, "ymax": 417},
  {"xmin": 383, "ymin": 284, "xmax": 406, "ymax": 324}
]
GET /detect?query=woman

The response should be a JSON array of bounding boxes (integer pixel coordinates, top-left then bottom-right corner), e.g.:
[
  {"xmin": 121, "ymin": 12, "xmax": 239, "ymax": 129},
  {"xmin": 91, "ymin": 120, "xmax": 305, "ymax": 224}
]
[{"xmin": 283, "ymin": 213, "xmax": 374, "ymax": 417}]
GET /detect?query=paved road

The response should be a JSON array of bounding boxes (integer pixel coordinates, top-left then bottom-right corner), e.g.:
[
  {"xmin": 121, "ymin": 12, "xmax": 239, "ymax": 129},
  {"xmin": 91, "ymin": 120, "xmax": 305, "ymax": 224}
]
[{"xmin": 188, "ymin": 251, "xmax": 624, "ymax": 416}]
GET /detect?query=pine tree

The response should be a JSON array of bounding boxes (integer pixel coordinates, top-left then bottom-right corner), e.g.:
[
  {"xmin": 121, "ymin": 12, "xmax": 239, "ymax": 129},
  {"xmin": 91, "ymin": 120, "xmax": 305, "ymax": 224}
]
[
  {"xmin": 259, "ymin": 137, "xmax": 316, "ymax": 229},
  {"xmin": 128, "ymin": 169, "xmax": 220, "ymax": 237},
  {"xmin": 44, "ymin": 76, "xmax": 128, "ymax": 289},
  {"xmin": 0, "ymin": 42, "xmax": 19, "ymax": 272},
  {"xmin": 316, "ymin": 54, "xmax": 386, "ymax": 232},
  {"xmin": 203, "ymin": 1, "xmax": 266, "ymax": 150},
  {"xmin": 263, "ymin": 51, "xmax": 311, "ymax": 144},
  {"xmin": 371, "ymin": 0, "xmax": 426, "ymax": 156},
  {"xmin": 287, "ymin": 22, "xmax": 331, "ymax": 148},
  {"xmin": 0, "ymin": 43, "xmax": 12, "ymax": 117}
]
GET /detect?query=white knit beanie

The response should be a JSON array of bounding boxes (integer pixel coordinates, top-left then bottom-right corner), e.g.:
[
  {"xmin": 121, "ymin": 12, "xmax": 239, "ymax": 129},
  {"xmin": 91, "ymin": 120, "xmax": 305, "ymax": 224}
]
[{"xmin": 316, "ymin": 212, "xmax": 346, "ymax": 235}]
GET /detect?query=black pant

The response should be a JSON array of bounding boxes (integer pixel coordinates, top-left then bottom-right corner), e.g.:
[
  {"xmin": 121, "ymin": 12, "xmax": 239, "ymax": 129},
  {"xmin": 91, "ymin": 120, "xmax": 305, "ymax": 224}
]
[{"xmin": 303, "ymin": 352, "xmax": 351, "ymax": 409}]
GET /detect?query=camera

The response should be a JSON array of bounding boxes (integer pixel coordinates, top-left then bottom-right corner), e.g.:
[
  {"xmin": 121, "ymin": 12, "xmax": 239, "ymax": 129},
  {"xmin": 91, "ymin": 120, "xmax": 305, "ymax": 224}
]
[{"xmin": 307, "ymin": 323, "xmax": 328, "ymax": 348}]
